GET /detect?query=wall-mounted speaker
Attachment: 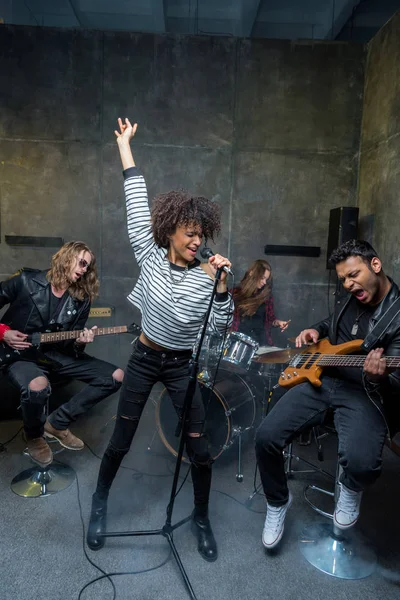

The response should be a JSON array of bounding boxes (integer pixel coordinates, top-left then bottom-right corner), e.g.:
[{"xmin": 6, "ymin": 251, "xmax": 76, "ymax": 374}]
[{"xmin": 326, "ymin": 207, "xmax": 359, "ymax": 269}]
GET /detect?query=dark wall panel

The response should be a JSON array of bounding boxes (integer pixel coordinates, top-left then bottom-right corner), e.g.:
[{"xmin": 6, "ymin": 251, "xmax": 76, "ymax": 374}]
[
  {"xmin": 0, "ymin": 27, "xmax": 102, "ymax": 141},
  {"xmin": 235, "ymin": 40, "xmax": 365, "ymax": 152},
  {"xmin": 361, "ymin": 14, "xmax": 400, "ymax": 149},
  {"xmin": 358, "ymin": 12, "xmax": 400, "ymax": 281},
  {"xmin": 102, "ymin": 33, "xmax": 236, "ymax": 147},
  {"xmin": 0, "ymin": 139, "xmax": 101, "ymax": 275}
]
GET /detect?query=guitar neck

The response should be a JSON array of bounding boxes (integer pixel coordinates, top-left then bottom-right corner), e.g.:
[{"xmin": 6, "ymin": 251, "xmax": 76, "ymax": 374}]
[
  {"xmin": 317, "ymin": 355, "xmax": 400, "ymax": 368},
  {"xmin": 39, "ymin": 326, "xmax": 128, "ymax": 344}
]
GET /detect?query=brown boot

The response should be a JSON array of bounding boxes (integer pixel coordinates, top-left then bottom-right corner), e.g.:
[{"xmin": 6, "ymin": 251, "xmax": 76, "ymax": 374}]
[
  {"xmin": 44, "ymin": 419, "xmax": 84, "ymax": 450},
  {"xmin": 26, "ymin": 437, "xmax": 53, "ymax": 466}
]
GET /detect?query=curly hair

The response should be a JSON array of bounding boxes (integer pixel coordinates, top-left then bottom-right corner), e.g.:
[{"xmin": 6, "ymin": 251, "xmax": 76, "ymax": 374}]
[
  {"xmin": 151, "ymin": 190, "xmax": 221, "ymax": 248},
  {"xmin": 47, "ymin": 241, "xmax": 99, "ymax": 302},
  {"xmin": 329, "ymin": 239, "xmax": 379, "ymax": 269},
  {"xmin": 233, "ymin": 259, "xmax": 273, "ymax": 317}
]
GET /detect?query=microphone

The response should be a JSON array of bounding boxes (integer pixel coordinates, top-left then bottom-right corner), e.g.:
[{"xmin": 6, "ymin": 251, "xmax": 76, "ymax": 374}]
[{"xmin": 200, "ymin": 247, "xmax": 233, "ymax": 275}]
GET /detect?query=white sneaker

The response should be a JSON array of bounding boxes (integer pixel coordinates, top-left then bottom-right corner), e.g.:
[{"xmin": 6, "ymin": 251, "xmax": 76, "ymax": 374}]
[
  {"xmin": 262, "ymin": 492, "xmax": 293, "ymax": 549},
  {"xmin": 333, "ymin": 484, "xmax": 363, "ymax": 530}
]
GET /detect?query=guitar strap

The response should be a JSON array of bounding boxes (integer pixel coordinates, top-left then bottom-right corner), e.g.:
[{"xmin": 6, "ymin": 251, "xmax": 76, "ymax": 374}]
[{"xmin": 361, "ymin": 296, "xmax": 400, "ymax": 351}]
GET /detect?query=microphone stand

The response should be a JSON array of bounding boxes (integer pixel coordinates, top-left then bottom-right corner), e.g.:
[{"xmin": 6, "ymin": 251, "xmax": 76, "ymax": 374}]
[{"xmin": 99, "ymin": 268, "xmax": 225, "ymax": 600}]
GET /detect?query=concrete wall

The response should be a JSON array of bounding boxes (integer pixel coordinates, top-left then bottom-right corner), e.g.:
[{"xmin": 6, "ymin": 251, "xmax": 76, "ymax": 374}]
[
  {"xmin": 358, "ymin": 10, "xmax": 400, "ymax": 281},
  {"xmin": 0, "ymin": 26, "xmax": 365, "ymax": 366}
]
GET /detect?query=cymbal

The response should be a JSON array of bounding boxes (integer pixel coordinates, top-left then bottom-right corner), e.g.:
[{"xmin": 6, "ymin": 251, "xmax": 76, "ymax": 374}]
[{"xmin": 253, "ymin": 347, "xmax": 299, "ymax": 364}]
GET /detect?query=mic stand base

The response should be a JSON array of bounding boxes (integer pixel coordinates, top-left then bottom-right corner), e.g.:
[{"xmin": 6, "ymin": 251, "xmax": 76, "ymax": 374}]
[{"xmin": 101, "ymin": 515, "xmax": 196, "ymax": 599}]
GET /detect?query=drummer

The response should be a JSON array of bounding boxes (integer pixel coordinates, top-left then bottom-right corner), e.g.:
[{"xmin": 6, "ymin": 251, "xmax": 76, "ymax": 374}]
[{"xmin": 232, "ymin": 259, "xmax": 290, "ymax": 347}]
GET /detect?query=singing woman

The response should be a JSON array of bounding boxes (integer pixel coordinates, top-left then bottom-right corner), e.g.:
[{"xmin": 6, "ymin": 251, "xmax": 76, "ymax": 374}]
[{"xmin": 87, "ymin": 118, "xmax": 232, "ymax": 562}]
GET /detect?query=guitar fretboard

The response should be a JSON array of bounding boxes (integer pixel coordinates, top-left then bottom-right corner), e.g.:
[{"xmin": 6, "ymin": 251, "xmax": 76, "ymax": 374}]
[
  {"xmin": 306, "ymin": 355, "xmax": 400, "ymax": 368},
  {"xmin": 40, "ymin": 326, "xmax": 128, "ymax": 343}
]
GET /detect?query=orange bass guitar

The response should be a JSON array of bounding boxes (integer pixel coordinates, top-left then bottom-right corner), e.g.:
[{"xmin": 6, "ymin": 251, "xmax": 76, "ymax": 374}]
[{"xmin": 278, "ymin": 338, "xmax": 394, "ymax": 389}]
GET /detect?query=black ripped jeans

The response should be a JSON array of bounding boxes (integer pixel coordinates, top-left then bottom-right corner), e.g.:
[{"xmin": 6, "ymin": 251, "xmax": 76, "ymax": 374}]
[
  {"xmin": 95, "ymin": 340, "xmax": 212, "ymax": 508},
  {"xmin": 7, "ymin": 350, "xmax": 120, "ymax": 438}
]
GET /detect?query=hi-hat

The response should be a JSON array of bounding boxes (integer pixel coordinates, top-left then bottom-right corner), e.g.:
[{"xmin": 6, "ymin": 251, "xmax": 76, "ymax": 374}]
[{"xmin": 253, "ymin": 348, "xmax": 299, "ymax": 364}]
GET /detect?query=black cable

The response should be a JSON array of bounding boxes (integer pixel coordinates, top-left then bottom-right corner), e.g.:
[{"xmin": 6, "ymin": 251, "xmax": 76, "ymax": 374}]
[
  {"xmin": 0, "ymin": 425, "xmax": 24, "ymax": 452},
  {"xmin": 212, "ymin": 488, "xmax": 265, "ymax": 514},
  {"xmin": 74, "ymin": 464, "xmax": 172, "ymax": 600},
  {"xmin": 169, "ymin": 462, "xmax": 192, "ymax": 509},
  {"xmin": 74, "ymin": 468, "xmax": 116, "ymax": 600}
]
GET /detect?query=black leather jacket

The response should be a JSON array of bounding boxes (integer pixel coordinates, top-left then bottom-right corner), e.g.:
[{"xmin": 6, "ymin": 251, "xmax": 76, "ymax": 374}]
[
  {"xmin": 0, "ymin": 269, "xmax": 90, "ymax": 354},
  {"xmin": 311, "ymin": 279, "xmax": 400, "ymax": 436}
]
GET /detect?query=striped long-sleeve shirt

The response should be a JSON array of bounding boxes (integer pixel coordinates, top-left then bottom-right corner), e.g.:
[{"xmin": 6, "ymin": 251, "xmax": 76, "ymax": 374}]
[{"xmin": 124, "ymin": 167, "xmax": 233, "ymax": 350}]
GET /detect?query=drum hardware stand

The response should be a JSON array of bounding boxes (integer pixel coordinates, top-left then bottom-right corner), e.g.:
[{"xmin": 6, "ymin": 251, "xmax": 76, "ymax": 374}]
[
  {"xmin": 235, "ymin": 429, "xmax": 244, "ymax": 483},
  {"xmin": 98, "ymin": 268, "xmax": 226, "ymax": 600}
]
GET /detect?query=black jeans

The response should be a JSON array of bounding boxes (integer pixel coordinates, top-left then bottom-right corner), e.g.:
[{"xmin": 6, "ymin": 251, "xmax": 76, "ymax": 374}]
[
  {"xmin": 7, "ymin": 350, "xmax": 120, "ymax": 438},
  {"xmin": 255, "ymin": 376, "xmax": 388, "ymax": 506},
  {"xmin": 95, "ymin": 340, "xmax": 213, "ymax": 508}
]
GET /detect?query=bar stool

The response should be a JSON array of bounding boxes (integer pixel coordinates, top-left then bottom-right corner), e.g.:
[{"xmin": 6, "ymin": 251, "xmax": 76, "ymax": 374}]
[
  {"xmin": 299, "ymin": 461, "xmax": 377, "ymax": 579},
  {"xmin": 10, "ymin": 380, "xmax": 76, "ymax": 498},
  {"xmin": 11, "ymin": 442, "xmax": 76, "ymax": 498}
]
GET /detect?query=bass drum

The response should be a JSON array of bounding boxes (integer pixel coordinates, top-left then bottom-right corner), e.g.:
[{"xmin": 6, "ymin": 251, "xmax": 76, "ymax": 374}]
[{"xmin": 154, "ymin": 369, "xmax": 256, "ymax": 461}]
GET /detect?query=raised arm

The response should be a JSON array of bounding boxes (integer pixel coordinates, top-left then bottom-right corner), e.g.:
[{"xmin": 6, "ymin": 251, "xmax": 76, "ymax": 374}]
[
  {"xmin": 115, "ymin": 117, "xmax": 137, "ymax": 169},
  {"xmin": 115, "ymin": 118, "xmax": 156, "ymax": 266}
]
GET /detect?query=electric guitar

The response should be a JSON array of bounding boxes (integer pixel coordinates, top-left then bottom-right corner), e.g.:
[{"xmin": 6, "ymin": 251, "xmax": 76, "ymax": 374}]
[
  {"xmin": 0, "ymin": 322, "xmax": 141, "ymax": 369},
  {"xmin": 279, "ymin": 338, "xmax": 399, "ymax": 389}
]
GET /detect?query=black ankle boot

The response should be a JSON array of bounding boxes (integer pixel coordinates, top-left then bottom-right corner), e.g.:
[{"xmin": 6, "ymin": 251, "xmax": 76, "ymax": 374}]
[
  {"xmin": 87, "ymin": 493, "xmax": 107, "ymax": 551},
  {"xmin": 191, "ymin": 510, "xmax": 218, "ymax": 562}
]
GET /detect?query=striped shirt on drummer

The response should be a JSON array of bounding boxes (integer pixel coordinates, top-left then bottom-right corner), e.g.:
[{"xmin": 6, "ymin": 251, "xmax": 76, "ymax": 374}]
[{"xmin": 123, "ymin": 166, "xmax": 233, "ymax": 350}]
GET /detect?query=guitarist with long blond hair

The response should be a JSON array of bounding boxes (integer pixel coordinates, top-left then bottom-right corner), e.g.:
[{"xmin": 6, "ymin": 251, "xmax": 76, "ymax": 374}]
[
  {"xmin": 255, "ymin": 239, "xmax": 400, "ymax": 550},
  {"xmin": 0, "ymin": 241, "xmax": 124, "ymax": 466}
]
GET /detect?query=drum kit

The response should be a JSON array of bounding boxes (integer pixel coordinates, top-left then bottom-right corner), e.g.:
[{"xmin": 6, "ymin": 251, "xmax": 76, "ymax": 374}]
[{"xmin": 154, "ymin": 327, "xmax": 295, "ymax": 481}]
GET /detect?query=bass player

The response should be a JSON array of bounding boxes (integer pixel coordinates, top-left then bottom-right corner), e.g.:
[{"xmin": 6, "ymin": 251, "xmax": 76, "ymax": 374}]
[{"xmin": 255, "ymin": 239, "xmax": 400, "ymax": 549}]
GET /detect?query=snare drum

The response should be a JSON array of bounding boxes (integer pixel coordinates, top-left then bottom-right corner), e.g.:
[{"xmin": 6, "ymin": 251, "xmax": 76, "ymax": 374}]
[{"xmin": 222, "ymin": 331, "xmax": 259, "ymax": 372}]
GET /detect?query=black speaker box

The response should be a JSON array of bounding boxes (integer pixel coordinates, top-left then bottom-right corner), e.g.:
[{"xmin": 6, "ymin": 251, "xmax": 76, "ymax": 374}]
[{"xmin": 326, "ymin": 207, "xmax": 359, "ymax": 269}]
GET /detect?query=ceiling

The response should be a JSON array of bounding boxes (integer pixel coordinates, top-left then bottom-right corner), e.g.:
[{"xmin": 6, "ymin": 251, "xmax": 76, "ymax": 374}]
[{"xmin": 1, "ymin": 0, "xmax": 399, "ymax": 41}]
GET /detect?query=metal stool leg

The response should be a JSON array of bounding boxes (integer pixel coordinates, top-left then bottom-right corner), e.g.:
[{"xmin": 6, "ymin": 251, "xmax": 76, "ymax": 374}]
[
  {"xmin": 11, "ymin": 462, "xmax": 76, "ymax": 498},
  {"xmin": 11, "ymin": 398, "xmax": 76, "ymax": 498},
  {"xmin": 299, "ymin": 464, "xmax": 377, "ymax": 579}
]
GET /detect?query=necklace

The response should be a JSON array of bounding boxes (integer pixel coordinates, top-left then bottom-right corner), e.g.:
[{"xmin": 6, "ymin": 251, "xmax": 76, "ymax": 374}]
[
  {"xmin": 168, "ymin": 261, "xmax": 189, "ymax": 285},
  {"xmin": 351, "ymin": 306, "xmax": 367, "ymax": 336}
]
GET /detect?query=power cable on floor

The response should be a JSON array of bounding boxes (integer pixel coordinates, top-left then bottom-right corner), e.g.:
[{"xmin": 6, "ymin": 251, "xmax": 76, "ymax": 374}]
[
  {"xmin": 0, "ymin": 425, "xmax": 23, "ymax": 452},
  {"xmin": 74, "ymin": 466, "xmax": 172, "ymax": 600}
]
